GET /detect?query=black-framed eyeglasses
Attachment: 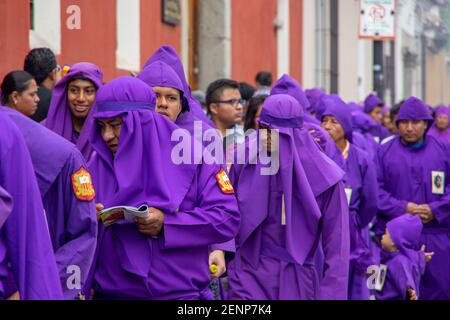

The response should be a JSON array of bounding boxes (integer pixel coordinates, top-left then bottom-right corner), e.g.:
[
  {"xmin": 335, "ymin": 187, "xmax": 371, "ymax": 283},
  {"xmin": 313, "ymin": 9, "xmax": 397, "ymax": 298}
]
[{"xmin": 212, "ymin": 99, "xmax": 246, "ymax": 108}]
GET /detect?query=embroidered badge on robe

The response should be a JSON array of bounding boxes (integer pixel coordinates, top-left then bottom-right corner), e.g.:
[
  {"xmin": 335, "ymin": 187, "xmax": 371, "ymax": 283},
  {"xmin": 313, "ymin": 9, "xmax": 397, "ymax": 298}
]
[
  {"xmin": 432, "ymin": 171, "xmax": 445, "ymax": 195},
  {"xmin": 72, "ymin": 167, "xmax": 95, "ymax": 201},
  {"xmin": 215, "ymin": 168, "xmax": 234, "ymax": 194}
]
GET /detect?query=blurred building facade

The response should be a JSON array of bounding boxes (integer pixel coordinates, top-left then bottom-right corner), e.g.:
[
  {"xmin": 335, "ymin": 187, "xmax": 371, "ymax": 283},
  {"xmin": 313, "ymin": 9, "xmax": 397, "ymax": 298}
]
[
  {"xmin": 0, "ymin": 0, "xmax": 449, "ymax": 105},
  {"xmin": 0, "ymin": 0, "xmax": 304, "ymax": 90}
]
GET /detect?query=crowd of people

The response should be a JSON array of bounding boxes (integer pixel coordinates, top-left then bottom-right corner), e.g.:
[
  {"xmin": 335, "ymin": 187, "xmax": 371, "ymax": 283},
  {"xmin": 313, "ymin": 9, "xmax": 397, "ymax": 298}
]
[{"xmin": 0, "ymin": 45, "xmax": 449, "ymax": 300}]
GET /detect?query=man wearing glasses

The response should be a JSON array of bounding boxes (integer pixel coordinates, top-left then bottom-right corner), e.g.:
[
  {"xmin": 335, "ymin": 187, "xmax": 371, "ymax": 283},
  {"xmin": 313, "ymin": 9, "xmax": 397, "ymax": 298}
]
[
  {"xmin": 206, "ymin": 79, "xmax": 246, "ymax": 152},
  {"xmin": 24, "ymin": 47, "xmax": 61, "ymax": 122}
]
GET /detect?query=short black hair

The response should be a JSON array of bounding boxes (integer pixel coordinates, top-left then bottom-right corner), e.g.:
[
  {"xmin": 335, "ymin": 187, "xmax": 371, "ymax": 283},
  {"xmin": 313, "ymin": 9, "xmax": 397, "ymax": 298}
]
[
  {"xmin": 1, "ymin": 70, "xmax": 34, "ymax": 104},
  {"xmin": 24, "ymin": 48, "xmax": 57, "ymax": 85},
  {"xmin": 255, "ymin": 71, "xmax": 273, "ymax": 87},
  {"xmin": 205, "ymin": 79, "xmax": 240, "ymax": 114},
  {"xmin": 244, "ymin": 94, "xmax": 268, "ymax": 131},
  {"xmin": 239, "ymin": 82, "xmax": 256, "ymax": 101}
]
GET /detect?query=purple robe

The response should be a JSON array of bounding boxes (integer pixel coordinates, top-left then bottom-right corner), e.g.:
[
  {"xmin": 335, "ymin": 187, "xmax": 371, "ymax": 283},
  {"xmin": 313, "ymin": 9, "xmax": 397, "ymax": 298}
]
[
  {"xmin": 0, "ymin": 112, "xmax": 63, "ymax": 300},
  {"xmin": 85, "ymin": 77, "xmax": 239, "ymax": 299},
  {"xmin": 1, "ymin": 107, "xmax": 97, "ymax": 300},
  {"xmin": 322, "ymin": 101, "xmax": 379, "ymax": 300},
  {"xmin": 376, "ymin": 96, "xmax": 450, "ymax": 299},
  {"xmin": 375, "ymin": 215, "xmax": 426, "ymax": 300},
  {"xmin": 227, "ymin": 94, "xmax": 349, "ymax": 300},
  {"xmin": 427, "ymin": 106, "xmax": 450, "ymax": 145},
  {"xmin": 0, "ymin": 186, "xmax": 12, "ymax": 229},
  {"xmin": 44, "ymin": 62, "xmax": 104, "ymax": 160},
  {"xmin": 271, "ymin": 75, "xmax": 345, "ymax": 169}
]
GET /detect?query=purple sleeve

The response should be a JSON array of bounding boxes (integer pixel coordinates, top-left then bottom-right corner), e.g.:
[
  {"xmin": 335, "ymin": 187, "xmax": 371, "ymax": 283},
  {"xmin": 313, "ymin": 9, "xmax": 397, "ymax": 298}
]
[
  {"xmin": 316, "ymin": 181, "xmax": 350, "ymax": 300},
  {"xmin": 162, "ymin": 164, "xmax": 240, "ymax": 249},
  {"xmin": 389, "ymin": 257, "xmax": 416, "ymax": 300},
  {"xmin": 51, "ymin": 150, "xmax": 97, "ymax": 299},
  {"xmin": 210, "ymin": 165, "xmax": 238, "ymax": 253},
  {"xmin": 359, "ymin": 156, "xmax": 379, "ymax": 227},
  {"xmin": 0, "ymin": 121, "xmax": 63, "ymax": 300},
  {"xmin": 376, "ymin": 151, "xmax": 408, "ymax": 219},
  {"xmin": 210, "ymin": 239, "xmax": 236, "ymax": 253}
]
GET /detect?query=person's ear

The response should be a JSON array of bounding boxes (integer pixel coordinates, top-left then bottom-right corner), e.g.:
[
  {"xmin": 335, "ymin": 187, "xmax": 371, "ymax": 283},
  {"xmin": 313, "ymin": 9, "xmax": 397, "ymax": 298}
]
[
  {"xmin": 209, "ymin": 103, "xmax": 219, "ymax": 116},
  {"xmin": 10, "ymin": 91, "xmax": 19, "ymax": 105}
]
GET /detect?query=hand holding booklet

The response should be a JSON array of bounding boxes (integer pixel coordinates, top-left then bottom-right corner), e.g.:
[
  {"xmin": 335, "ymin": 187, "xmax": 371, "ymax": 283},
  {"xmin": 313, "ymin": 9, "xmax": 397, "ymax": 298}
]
[{"xmin": 99, "ymin": 204, "xmax": 149, "ymax": 227}]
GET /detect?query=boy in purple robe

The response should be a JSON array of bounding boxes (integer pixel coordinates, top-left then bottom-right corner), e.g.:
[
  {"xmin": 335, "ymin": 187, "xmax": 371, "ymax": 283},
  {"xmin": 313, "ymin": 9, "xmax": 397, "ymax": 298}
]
[
  {"xmin": 227, "ymin": 94, "xmax": 350, "ymax": 300},
  {"xmin": 375, "ymin": 214, "xmax": 433, "ymax": 300},
  {"xmin": 85, "ymin": 76, "xmax": 239, "ymax": 300},
  {"xmin": 1, "ymin": 107, "xmax": 97, "ymax": 300},
  {"xmin": 141, "ymin": 45, "xmax": 215, "ymax": 129},
  {"xmin": 321, "ymin": 97, "xmax": 379, "ymax": 300},
  {"xmin": 270, "ymin": 75, "xmax": 345, "ymax": 169},
  {"xmin": 376, "ymin": 96, "xmax": 450, "ymax": 300},
  {"xmin": 0, "ymin": 112, "xmax": 63, "ymax": 300},
  {"xmin": 427, "ymin": 106, "xmax": 450, "ymax": 145},
  {"xmin": 44, "ymin": 62, "xmax": 103, "ymax": 160}
]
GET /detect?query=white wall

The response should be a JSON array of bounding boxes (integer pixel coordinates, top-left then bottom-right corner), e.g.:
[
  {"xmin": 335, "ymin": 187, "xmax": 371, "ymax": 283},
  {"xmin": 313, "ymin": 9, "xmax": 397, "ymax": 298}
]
[
  {"xmin": 302, "ymin": 0, "xmax": 316, "ymax": 88},
  {"xmin": 224, "ymin": 0, "xmax": 232, "ymax": 78},
  {"xmin": 276, "ymin": 0, "xmax": 290, "ymax": 78},
  {"xmin": 116, "ymin": 0, "xmax": 140, "ymax": 71},
  {"xmin": 181, "ymin": 0, "xmax": 189, "ymax": 77},
  {"xmin": 339, "ymin": 0, "xmax": 374, "ymax": 102},
  {"xmin": 29, "ymin": 0, "xmax": 61, "ymax": 54}
]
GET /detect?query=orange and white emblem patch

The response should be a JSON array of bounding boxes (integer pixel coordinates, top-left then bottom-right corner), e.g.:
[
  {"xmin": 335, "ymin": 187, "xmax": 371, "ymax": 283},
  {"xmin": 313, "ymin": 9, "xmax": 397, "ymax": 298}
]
[
  {"xmin": 215, "ymin": 168, "xmax": 234, "ymax": 194},
  {"xmin": 72, "ymin": 167, "xmax": 95, "ymax": 201}
]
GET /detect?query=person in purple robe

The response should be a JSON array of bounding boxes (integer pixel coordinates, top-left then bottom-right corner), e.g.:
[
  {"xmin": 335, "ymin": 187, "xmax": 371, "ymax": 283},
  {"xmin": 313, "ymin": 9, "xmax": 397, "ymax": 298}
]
[
  {"xmin": 376, "ymin": 96, "xmax": 450, "ymax": 300},
  {"xmin": 44, "ymin": 62, "xmax": 103, "ymax": 160},
  {"xmin": 321, "ymin": 97, "xmax": 379, "ymax": 300},
  {"xmin": 427, "ymin": 106, "xmax": 450, "ymax": 145},
  {"xmin": 375, "ymin": 214, "xmax": 433, "ymax": 300},
  {"xmin": 364, "ymin": 94, "xmax": 389, "ymax": 142},
  {"xmin": 0, "ymin": 107, "xmax": 97, "ymax": 300},
  {"xmin": 0, "ymin": 112, "xmax": 63, "ymax": 300},
  {"xmin": 84, "ymin": 76, "xmax": 239, "ymax": 300},
  {"xmin": 227, "ymin": 94, "xmax": 350, "ymax": 300},
  {"xmin": 141, "ymin": 45, "xmax": 214, "ymax": 129},
  {"xmin": 137, "ymin": 52, "xmax": 235, "ymax": 291},
  {"xmin": 271, "ymin": 75, "xmax": 345, "ymax": 169}
]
